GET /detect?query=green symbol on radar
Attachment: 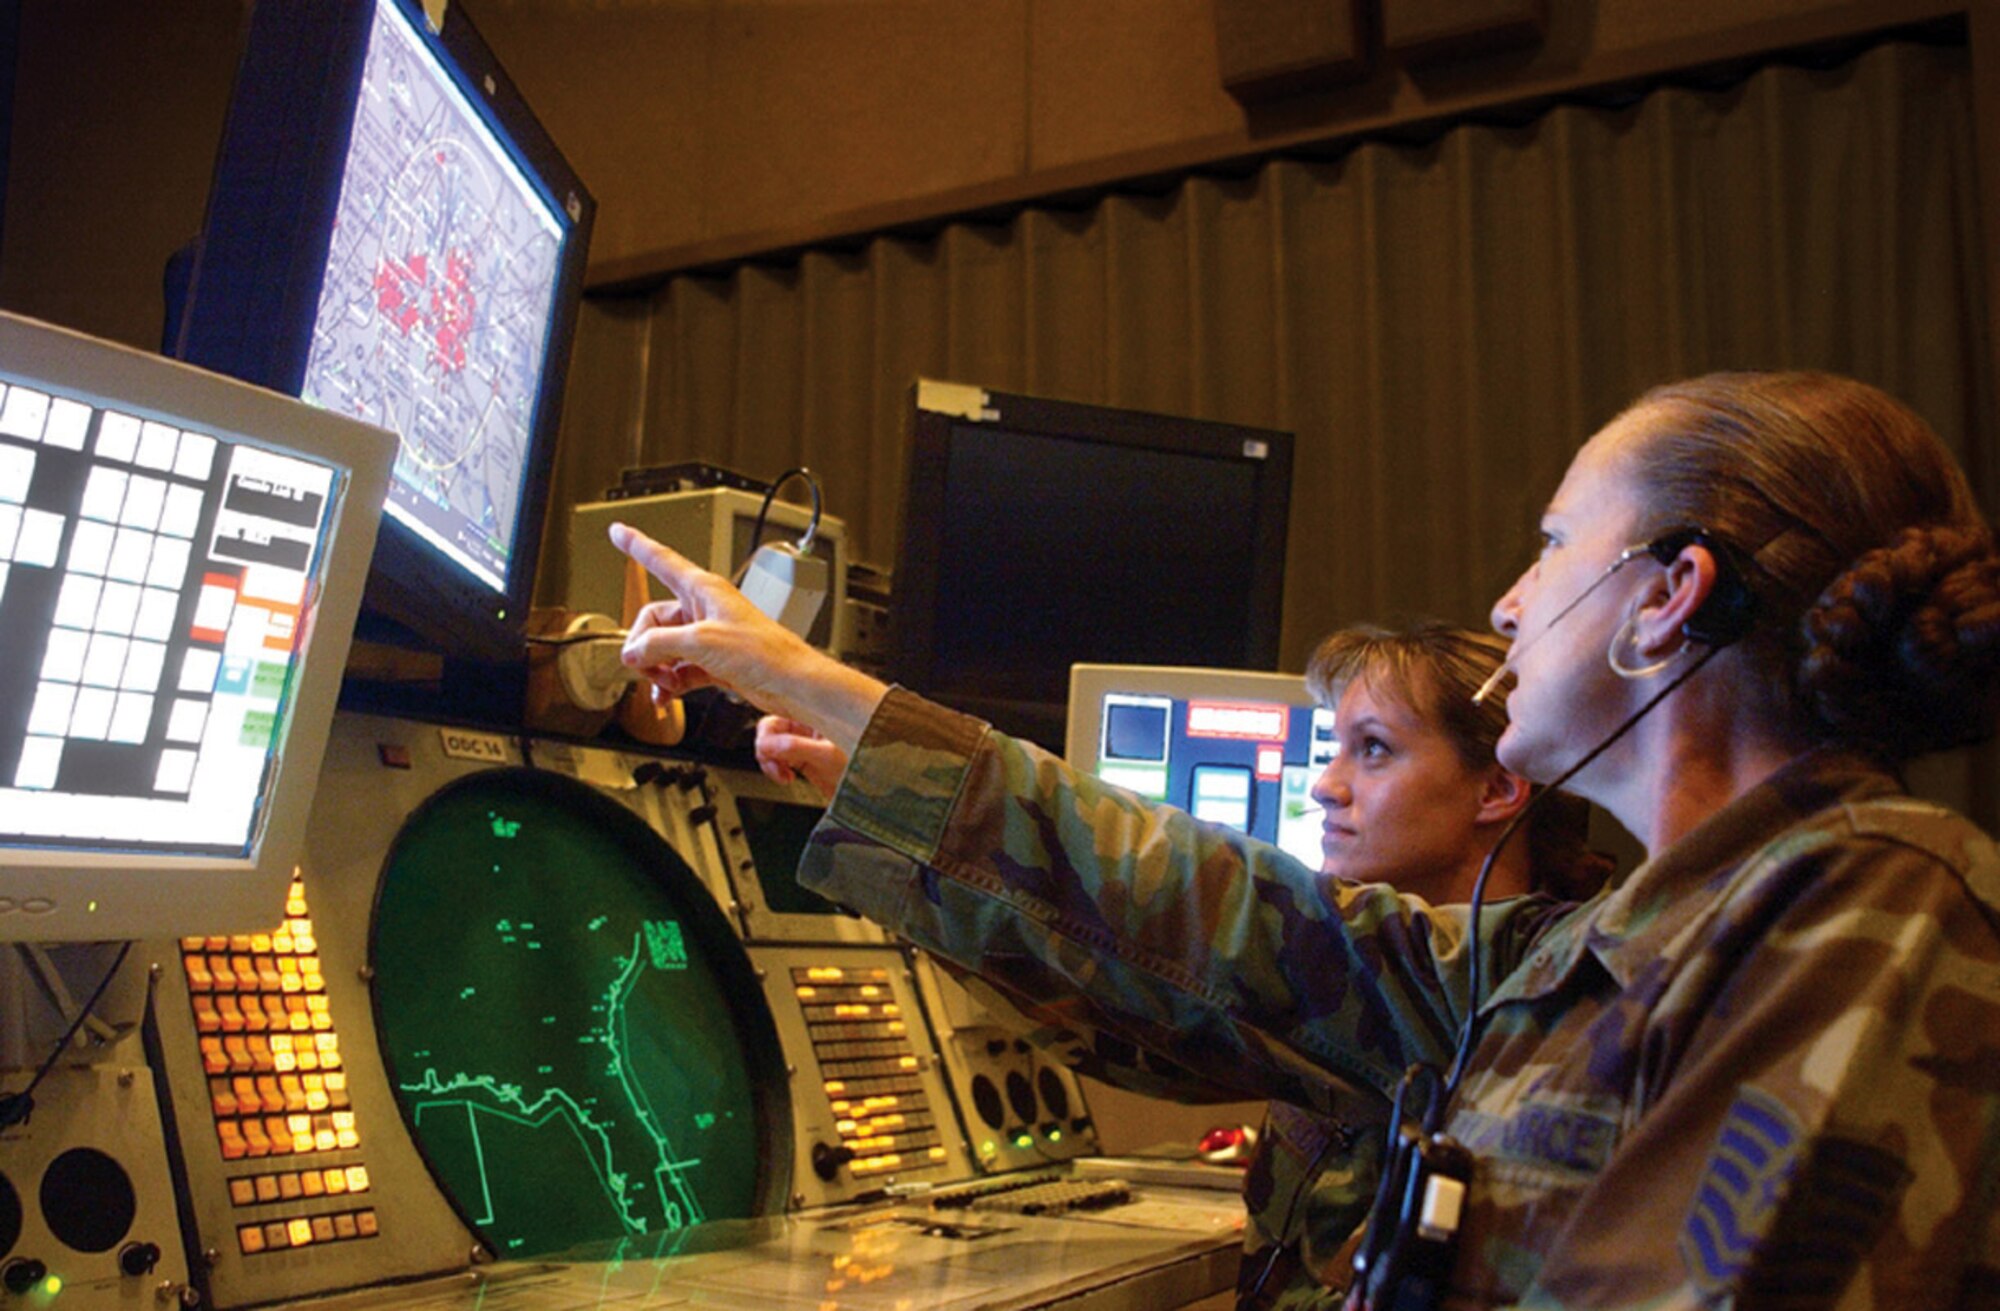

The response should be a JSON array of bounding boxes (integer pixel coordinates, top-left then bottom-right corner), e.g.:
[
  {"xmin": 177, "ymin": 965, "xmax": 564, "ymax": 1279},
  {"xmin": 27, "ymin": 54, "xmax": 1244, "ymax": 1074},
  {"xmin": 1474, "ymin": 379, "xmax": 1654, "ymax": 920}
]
[{"xmin": 645, "ymin": 920, "xmax": 688, "ymax": 971}]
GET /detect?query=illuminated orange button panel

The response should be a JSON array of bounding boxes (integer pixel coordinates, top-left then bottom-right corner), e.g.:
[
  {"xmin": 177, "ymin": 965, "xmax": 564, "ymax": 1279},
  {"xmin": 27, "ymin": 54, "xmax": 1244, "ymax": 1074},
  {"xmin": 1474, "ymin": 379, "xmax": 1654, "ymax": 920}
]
[{"xmin": 182, "ymin": 877, "xmax": 380, "ymax": 1251}]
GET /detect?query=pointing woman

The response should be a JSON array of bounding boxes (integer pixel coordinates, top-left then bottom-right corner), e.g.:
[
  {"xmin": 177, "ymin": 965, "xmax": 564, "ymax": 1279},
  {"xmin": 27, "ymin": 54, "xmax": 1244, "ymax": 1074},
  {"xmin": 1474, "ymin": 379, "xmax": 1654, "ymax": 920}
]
[{"xmin": 612, "ymin": 370, "xmax": 2000, "ymax": 1306}]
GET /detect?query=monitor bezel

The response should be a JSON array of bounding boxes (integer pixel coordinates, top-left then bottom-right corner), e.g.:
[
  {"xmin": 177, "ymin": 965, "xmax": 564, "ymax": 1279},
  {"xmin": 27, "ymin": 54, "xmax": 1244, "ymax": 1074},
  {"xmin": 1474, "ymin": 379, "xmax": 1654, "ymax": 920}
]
[
  {"xmin": 892, "ymin": 380, "xmax": 1294, "ymax": 746},
  {"xmin": 0, "ymin": 310, "xmax": 394, "ymax": 943},
  {"xmin": 170, "ymin": 0, "xmax": 595, "ymax": 664}
]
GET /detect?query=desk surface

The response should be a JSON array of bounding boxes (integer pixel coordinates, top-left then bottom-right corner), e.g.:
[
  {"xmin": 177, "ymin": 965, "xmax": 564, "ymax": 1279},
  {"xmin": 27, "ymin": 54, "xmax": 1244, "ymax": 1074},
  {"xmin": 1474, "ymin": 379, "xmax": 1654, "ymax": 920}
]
[{"xmin": 289, "ymin": 1186, "xmax": 1244, "ymax": 1311}]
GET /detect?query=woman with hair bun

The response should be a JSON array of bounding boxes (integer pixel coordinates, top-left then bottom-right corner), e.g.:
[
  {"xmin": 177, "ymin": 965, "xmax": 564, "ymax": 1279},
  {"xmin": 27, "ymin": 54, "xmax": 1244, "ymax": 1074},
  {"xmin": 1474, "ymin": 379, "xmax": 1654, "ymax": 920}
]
[{"xmin": 611, "ymin": 368, "xmax": 2000, "ymax": 1307}]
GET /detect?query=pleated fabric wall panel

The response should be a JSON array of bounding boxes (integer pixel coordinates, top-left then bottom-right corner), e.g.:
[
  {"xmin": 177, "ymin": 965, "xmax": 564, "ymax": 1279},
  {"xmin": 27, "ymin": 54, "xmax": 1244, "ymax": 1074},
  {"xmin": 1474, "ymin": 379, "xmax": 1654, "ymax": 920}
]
[{"xmin": 542, "ymin": 40, "xmax": 1994, "ymax": 822}]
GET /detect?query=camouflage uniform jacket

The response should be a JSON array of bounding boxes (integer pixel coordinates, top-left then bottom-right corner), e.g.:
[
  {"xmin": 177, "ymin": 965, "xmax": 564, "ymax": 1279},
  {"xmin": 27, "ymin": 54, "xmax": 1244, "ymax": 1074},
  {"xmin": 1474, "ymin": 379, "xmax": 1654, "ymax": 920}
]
[{"xmin": 797, "ymin": 689, "xmax": 2000, "ymax": 1308}]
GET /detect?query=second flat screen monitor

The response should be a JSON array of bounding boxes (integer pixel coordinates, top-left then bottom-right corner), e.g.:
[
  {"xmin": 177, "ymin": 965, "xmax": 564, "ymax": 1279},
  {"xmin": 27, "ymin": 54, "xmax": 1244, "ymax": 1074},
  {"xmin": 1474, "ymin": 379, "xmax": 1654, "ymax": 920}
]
[{"xmin": 893, "ymin": 382, "xmax": 1294, "ymax": 749}]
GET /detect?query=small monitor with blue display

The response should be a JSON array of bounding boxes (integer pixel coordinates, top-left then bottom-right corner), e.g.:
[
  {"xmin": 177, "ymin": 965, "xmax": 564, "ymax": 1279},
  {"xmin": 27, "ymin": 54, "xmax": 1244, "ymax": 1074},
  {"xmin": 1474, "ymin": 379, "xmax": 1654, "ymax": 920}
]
[
  {"xmin": 1065, "ymin": 663, "xmax": 1333, "ymax": 870},
  {"xmin": 171, "ymin": 0, "xmax": 593, "ymax": 662}
]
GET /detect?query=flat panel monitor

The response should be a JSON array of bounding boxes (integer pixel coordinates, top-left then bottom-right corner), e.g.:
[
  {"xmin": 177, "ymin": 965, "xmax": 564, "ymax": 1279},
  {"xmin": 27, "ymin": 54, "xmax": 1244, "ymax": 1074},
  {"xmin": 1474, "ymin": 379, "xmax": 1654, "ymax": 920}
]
[
  {"xmin": 1065, "ymin": 664, "xmax": 1332, "ymax": 870},
  {"xmin": 0, "ymin": 311, "xmax": 393, "ymax": 942},
  {"xmin": 893, "ymin": 380, "xmax": 1293, "ymax": 749},
  {"xmin": 171, "ymin": 0, "xmax": 594, "ymax": 663}
]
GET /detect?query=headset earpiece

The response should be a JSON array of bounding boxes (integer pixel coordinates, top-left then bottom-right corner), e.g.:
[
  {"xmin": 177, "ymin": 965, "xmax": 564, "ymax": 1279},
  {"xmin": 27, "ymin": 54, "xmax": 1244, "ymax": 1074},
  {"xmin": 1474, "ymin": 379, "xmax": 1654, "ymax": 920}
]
[{"xmin": 1645, "ymin": 526, "xmax": 1757, "ymax": 647}]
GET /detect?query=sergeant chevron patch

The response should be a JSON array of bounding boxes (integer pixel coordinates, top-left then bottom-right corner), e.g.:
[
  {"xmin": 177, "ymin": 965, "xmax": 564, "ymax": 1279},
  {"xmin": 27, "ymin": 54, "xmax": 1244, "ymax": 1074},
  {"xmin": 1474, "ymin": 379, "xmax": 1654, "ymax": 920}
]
[{"xmin": 1680, "ymin": 1086, "xmax": 1803, "ymax": 1296}]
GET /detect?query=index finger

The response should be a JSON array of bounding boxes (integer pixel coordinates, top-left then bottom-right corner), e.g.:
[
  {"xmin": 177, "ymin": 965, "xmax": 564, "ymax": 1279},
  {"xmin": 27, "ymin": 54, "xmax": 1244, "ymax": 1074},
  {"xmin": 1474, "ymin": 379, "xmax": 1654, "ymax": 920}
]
[{"xmin": 610, "ymin": 522, "xmax": 699, "ymax": 595}]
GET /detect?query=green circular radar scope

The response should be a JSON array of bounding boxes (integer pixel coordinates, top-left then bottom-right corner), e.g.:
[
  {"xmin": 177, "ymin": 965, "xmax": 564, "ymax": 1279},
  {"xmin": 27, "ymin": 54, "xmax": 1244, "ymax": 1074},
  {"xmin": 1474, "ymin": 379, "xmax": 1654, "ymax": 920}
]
[{"xmin": 368, "ymin": 768, "xmax": 792, "ymax": 1257}]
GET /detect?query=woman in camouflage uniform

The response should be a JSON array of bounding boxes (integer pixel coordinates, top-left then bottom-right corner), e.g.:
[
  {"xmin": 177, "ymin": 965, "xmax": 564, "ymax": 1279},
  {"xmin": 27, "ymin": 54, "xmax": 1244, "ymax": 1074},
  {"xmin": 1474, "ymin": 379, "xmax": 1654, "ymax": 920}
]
[
  {"xmin": 1236, "ymin": 625, "xmax": 1609, "ymax": 1311},
  {"xmin": 614, "ymin": 370, "xmax": 2000, "ymax": 1308}
]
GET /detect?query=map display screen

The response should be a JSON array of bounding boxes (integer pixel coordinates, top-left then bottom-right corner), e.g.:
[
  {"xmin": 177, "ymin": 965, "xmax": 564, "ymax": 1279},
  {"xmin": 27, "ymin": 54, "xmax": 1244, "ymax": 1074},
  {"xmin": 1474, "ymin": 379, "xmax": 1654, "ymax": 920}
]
[
  {"xmin": 369, "ymin": 770, "xmax": 788, "ymax": 1257},
  {"xmin": 300, "ymin": 0, "xmax": 565, "ymax": 596}
]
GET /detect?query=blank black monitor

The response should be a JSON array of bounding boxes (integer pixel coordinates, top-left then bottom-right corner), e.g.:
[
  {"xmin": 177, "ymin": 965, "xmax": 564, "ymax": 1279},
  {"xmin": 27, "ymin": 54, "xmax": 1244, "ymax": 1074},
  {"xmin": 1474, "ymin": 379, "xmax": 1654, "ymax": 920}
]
[
  {"xmin": 170, "ymin": 0, "xmax": 594, "ymax": 663},
  {"xmin": 891, "ymin": 380, "xmax": 1294, "ymax": 747}
]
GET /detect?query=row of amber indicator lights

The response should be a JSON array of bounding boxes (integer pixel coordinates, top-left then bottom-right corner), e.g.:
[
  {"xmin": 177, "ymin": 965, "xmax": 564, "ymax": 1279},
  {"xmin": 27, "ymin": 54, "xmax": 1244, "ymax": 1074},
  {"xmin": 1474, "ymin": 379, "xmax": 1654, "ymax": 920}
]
[{"xmin": 798, "ymin": 966, "xmax": 948, "ymax": 1175}]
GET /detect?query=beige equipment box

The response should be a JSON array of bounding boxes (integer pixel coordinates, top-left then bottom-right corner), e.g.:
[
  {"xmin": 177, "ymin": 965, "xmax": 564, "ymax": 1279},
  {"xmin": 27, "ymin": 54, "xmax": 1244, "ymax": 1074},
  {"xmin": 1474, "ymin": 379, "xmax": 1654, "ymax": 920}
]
[{"xmin": 568, "ymin": 488, "xmax": 850, "ymax": 655}]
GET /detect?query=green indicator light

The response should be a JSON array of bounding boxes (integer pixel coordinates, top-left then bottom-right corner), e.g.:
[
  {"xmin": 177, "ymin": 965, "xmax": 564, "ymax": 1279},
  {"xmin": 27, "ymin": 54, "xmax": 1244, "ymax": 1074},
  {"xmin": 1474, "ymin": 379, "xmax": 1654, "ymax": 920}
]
[
  {"xmin": 86, "ymin": 901, "xmax": 97, "ymax": 913},
  {"xmin": 1048, "ymin": 1129, "xmax": 1063, "ymax": 1143},
  {"xmin": 1012, "ymin": 1132, "xmax": 1032, "ymax": 1149},
  {"xmin": 44, "ymin": 1276, "xmax": 62, "ymax": 1295}
]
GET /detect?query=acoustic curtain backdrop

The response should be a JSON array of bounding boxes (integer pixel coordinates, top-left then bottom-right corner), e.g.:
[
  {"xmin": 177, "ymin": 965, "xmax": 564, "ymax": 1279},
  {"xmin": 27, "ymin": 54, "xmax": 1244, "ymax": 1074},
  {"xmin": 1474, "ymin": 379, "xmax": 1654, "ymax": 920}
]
[{"xmin": 548, "ymin": 38, "xmax": 1994, "ymax": 823}]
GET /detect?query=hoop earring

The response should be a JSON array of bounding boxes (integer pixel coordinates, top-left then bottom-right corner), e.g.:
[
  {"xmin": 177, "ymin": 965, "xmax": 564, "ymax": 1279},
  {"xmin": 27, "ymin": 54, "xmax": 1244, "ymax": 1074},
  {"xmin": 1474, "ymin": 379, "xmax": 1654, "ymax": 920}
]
[{"xmin": 1607, "ymin": 615, "xmax": 1687, "ymax": 680}]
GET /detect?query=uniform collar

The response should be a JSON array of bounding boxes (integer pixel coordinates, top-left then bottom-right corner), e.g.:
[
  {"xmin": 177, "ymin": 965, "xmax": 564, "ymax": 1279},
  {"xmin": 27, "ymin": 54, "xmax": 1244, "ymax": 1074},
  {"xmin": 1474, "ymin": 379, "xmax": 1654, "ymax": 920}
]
[{"xmin": 1490, "ymin": 748, "xmax": 1905, "ymax": 1003}]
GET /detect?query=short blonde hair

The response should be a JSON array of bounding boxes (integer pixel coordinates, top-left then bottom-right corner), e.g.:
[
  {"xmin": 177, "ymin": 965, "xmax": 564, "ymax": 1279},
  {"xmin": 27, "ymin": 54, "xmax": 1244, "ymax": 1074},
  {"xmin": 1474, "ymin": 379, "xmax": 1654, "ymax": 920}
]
[{"xmin": 1305, "ymin": 622, "xmax": 1610, "ymax": 901}]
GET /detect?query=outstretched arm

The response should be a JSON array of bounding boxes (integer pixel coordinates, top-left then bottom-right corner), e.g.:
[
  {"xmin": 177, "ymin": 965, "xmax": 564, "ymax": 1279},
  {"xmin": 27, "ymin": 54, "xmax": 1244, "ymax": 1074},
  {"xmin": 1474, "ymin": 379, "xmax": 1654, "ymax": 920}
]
[{"xmin": 610, "ymin": 521, "xmax": 887, "ymax": 755}]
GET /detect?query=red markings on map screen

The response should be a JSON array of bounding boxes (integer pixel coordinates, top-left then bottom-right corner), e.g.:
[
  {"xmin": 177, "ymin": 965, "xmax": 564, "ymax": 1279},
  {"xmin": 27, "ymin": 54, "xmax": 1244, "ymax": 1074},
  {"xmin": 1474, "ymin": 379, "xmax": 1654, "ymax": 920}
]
[{"xmin": 372, "ymin": 249, "xmax": 477, "ymax": 374}]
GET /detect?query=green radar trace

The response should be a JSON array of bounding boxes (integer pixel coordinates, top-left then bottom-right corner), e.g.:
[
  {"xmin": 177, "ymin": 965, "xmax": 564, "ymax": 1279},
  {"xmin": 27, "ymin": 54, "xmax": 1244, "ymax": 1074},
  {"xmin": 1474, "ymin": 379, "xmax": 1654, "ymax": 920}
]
[{"xmin": 369, "ymin": 769, "xmax": 789, "ymax": 1255}]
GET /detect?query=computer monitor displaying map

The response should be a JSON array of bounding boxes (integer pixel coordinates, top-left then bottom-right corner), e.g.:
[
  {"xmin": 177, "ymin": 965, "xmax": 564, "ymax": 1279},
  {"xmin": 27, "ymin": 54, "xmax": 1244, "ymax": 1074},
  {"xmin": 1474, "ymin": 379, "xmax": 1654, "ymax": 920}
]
[
  {"xmin": 0, "ymin": 311, "xmax": 393, "ymax": 942},
  {"xmin": 172, "ymin": 0, "xmax": 594, "ymax": 662},
  {"xmin": 1065, "ymin": 664, "xmax": 1332, "ymax": 871}
]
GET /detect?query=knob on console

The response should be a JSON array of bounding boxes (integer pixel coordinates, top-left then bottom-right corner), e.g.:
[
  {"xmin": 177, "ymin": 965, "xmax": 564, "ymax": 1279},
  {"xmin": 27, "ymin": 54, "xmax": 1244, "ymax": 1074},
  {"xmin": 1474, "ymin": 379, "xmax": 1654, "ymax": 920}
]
[
  {"xmin": 1, "ymin": 1258, "xmax": 46, "ymax": 1296},
  {"xmin": 118, "ymin": 1241, "xmax": 162, "ymax": 1277},
  {"xmin": 810, "ymin": 1141, "xmax": 856, "ymax": 1181}
]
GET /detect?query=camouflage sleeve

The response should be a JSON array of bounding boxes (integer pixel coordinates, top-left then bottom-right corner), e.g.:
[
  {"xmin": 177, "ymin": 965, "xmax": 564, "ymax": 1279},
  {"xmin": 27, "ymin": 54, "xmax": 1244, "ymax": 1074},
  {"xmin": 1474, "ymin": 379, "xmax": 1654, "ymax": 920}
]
[
  {"xmin": 798, "ymin": 688, "xmax": 1554, "ymax": 1114},
  {"xmin": 1517, "ymin": 808, "xmax": 2000, "ymax": 1308}
]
